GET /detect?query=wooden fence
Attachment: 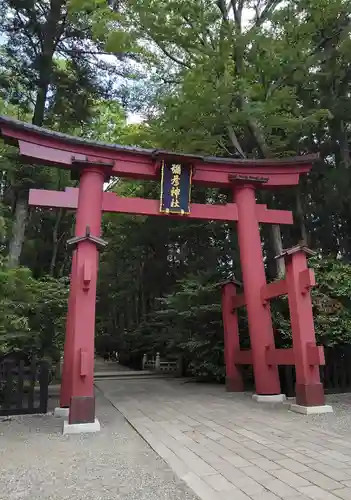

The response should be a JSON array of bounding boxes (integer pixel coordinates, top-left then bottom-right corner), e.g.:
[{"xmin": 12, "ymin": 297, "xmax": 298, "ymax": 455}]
[
  {"xmin": 270, "ymin": 346, "xmax": 351, "ymax": 397},
  {"xmin": 142, "ymin": 353, "xmax": 179, "ymax": 374},
  {"xmin": 141, "ymin": 347, "xmax": 351, "ymax": 397},
  {"xmin": 0, "ymin": 358, "xmax": 49, "ymax": 416}
]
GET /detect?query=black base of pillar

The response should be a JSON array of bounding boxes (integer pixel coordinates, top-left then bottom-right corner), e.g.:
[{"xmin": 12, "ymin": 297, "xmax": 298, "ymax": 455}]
[
  {"xmin": 295, "ymin": 383, "xmax": 325, "ymax": 407},
  {"xmin": 69, "ymin": 396, "xmax": 95, "ymax": 424},
  {"xmin": 226, "ymin": 376, "xmax": 244, "ymax": 392}
]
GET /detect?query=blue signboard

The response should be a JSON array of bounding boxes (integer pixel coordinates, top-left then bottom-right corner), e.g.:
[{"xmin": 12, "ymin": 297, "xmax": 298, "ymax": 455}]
[{"xmin": 160, "ymin": 161, "xmax": 192, "ymax": 215}]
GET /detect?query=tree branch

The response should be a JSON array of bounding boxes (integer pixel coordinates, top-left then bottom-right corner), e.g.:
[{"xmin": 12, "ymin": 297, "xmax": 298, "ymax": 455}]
[
  {"xmin": 227, "ymin": 125, "xmax": 246, "ymax": 158},
  {"xmin": 230, "ymin": 0, "xmax": 243, "ymax": 31},
  {"xmin": 58, "ymin": 47, "xmax": 128, "ymax": 57},
  {"xmin": 14, "ymin": 12, "xmax": 41, "ymax": 54},
  {"xmin": 217, "ymin": 0, "xmax": 229, "ymax": 22},
  {"xmin": 266, "ymin": 18, "xmax": 351, "ymax": 100},
  {"xmin": 155, "ymin": 42, "xmax": 191, "ymax": 68},
  {"xmin": 253, "ymin": 0, "xmax": 282, "ymax": 28}
]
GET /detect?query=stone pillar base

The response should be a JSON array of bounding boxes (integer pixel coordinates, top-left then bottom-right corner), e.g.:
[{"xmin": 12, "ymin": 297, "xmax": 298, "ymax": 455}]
[
  {"xmin": 295, "ymin": 383, "xmax": 325, "ymax": 407},
  {"xmin": 63, "ymin": 418, "xmax": 100, "ymax": 435},
  {"xmin": 290, "ymin": 404, "xmax": 333, "ymax": 415},
  {"xmin": 252, "ymin": 394, "xmax": 286, "ymax": 403},
  {"xmin": 54, "ymin": 407, "xmax": 69, "ymax": 418},
  {"xmin": 226, "ymin": 376, "xmax": 244, "ymax": 392}
]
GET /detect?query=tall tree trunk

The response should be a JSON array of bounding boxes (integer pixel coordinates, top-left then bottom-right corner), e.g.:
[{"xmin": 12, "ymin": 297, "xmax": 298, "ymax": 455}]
[
  {"xmin": 7, "ymin": 193, "xmax": 28, "ymax": 268},
  {"xmin": 271, "ymin": 224, "xmax": 284, "ymax": 277},
  {"xmin": 221, "ymin": 0, "xmax": 285, "ymax": 279},
  {"xmin": 49, "ymin": 209, "xmax": 64, "ymax": 276},
  {"xmin": 340, "ymin": 119, "xmax": 350, "ymax": 169},
  {"xmin": 7, "ymin": 0, "xmax": 64, "ymax": 267},
  {"xmin": 295, "ymin": 187, "xmax": 308, "ymax": 245},
  {"xmin": 7, "ymin": 84, "xmax": 50, "ymax": 267},
  {"xmin": 32, "ymin": 87, "xmax": 48, "ymax": 127}
]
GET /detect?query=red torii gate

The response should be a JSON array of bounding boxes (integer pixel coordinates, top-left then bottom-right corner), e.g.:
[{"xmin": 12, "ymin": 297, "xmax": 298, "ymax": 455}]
[{"xmin": 0, "ymin": 116, "xmax": 331, "ymax": 433}]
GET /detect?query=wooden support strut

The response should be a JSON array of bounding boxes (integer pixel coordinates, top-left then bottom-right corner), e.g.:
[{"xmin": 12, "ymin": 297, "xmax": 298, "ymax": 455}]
[
  {"xmin": 233, "ymin": 344, "xmax": 324, "ymax": 368},
  {"xmin": 261, "ymin": 280, "xmax": 288, "ymax": 305},
  {"xmin": 29, "ymin": 188, "xmax": 294, "ymax": 225},
  {"xmin": 230, "ymin": 264, "xmax": 324, "ymax": 370},
  {"xmin": 232, "ymin": 279, "xmax": 288, "ymax": 310}
]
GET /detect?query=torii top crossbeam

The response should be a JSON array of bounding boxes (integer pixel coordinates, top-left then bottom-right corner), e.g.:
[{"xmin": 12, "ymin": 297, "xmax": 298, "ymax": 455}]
[{"xmin": 0, "ymin": 115, "xmax": 317, "ymax": 188}]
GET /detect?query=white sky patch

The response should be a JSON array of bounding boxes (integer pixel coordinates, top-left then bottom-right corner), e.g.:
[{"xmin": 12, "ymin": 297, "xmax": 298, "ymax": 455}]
[{"xmin": 127, "ymin": 111, "xmax": 144, "ymax": 124}]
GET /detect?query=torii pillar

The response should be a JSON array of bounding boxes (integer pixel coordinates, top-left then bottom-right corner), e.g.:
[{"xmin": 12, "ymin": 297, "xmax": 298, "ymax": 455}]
[
  {"xmin": 279, "ymin": 246, "xmax": 333, "ymax": 414},
  {"xmin": 233, "ymin": 180, "xmax": 284, "ymax": 401},
  {"xmin": 221, "ymin": 279, "xmax": 244, "ymax": 392},
  {"xmin": 57, "ymin": 163, "xmax": 109, "ymax": 433}
]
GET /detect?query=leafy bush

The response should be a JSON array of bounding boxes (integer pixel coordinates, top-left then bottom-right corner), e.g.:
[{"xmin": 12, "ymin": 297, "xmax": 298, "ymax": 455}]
[
  {"xmin": 270, "ymin": 257, "xmax": 351, "ymax": 347},
  {"xmin": 115, "ymin": 271, "xmax": 228, "ymax": 381},
  {"xmin": 310, "ymin": 257, "xmax": 351, "ymax": 346},
  {"xmin": 0, "ymin": 262, "xmax": 68, "ymax": 364},
  {"xmin": 115, "ymin": 256, "xmax": 351, "ymax": 382}
]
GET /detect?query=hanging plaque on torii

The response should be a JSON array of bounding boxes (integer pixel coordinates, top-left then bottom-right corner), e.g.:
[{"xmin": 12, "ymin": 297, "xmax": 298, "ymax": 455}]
[{"xmin": 160, "ymin": 161, "xmax": 192, "ymax": 215}]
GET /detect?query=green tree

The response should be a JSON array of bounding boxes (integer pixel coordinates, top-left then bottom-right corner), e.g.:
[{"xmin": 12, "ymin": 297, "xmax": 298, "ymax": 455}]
[
  {"xmin": 0, "ymin": 0, "xmax": 132, "ymax": 268},
  {"xmin": 0, "ymin": 262, "xmax": 68, "ymax": 363}
]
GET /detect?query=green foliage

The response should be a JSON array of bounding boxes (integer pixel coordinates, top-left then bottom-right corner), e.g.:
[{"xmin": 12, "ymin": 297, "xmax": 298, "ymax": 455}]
[
  {"xmin": 311, "ymin": 258, "xmax": 351, "ymax": 346},
  {"xmin": 0, "ymin": 262, "xmax": 68, "ymax": 363},
  {"xmin": 270, "ymin": 257, "xmax": 351, "ymax": 349},
  {"xmin": 156, "ymin": 273, "xmax": 225, "ymax": 381},
  {"xmin": 101, "ymin": 270, "xmax": 228, "ymax": 380},
  {"xmin": 110, "ymin": 255, "xmax": 351, "ymax": 381}
]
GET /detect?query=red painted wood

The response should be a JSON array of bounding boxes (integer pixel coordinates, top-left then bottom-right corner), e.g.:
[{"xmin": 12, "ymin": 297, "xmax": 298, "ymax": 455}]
[
  {"xmin": 235, "ymin": 347, "xmax": 304, "ymax": 366},
  {"xmin": 261, "ymin": 280, "xmax": 288, "ymax": 304},
  {"xmin": 28, "ymin": 188, "xmax": 294, "ymax": 225},
  {"xmin": 232, "ymin": 293, "xmax": 246, "ymax": 309},
  {"xmin": 234, "ymin": 184, "xmax": 281, "ymax": 395},
  {"xmin": 0, "ymin": 118, "xmax": 323, "ymax": 407},
  {"xmin": 299, "ymin": 268, "xmax": 316, "ymax": 294},
  {"xmin": 236, "ymin": 350, "xmax": 253, "ymax": 365},
  {"xmin": 222, "ymin": 283, "xmax": 244, "ymax": 391},
  {"xmin": 82, "ymin": 261, "xmax": 91, "ymax": 291},
  {"xmin": 306, "ymin": 343, "xmax": 325, "ymax": 366},
  {"xmin": 235, "ymin": 345, "xmax": 323, "ymax": 367},
  {"xmin": 80, "ymin": 350, "xmax": 89, "ymax": 377},
  {"xmin": 0, "ymin": 123, "xmax": 315, "ymax": 187},
  {"xmin": 29, "ymin": 189, "xmax": 78, "ymax": 209},
  {"xmin": 19, "ymin": 141, "xmax": 86, "ymax": 165},
  {"xmin": 60, "ymin": 167, "xmax": 105, "ymax": 422},
  {"xmin": 18, "ymin": 139, "xmax": 157, "ymax": 179},
  {"xmin": 60, "ymin": 251, "xmax": 77, "ymax": 408},
  {"xmin": 284, "ymin": 250, "xmax": 326, "ymax": 406},
  {"xmin": 265, "ymin": 346, "xmax": 295, "ymax": 366},
  {"xmin": 257, "ymin": 206, "xmax": 293, "ymax": 225},
  {"xmin": 193, "ymin": 167, "xmax": 302, "ymax": 187}
]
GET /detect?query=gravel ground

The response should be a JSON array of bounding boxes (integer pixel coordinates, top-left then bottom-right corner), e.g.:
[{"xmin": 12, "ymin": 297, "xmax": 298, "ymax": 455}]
[
  {"xmin": 247, "ymin": 391, "xmax": 351, "ymax": 435},
  {"xmin": 0, "ymin": 389, "xmax": 198, "ymax": 500},
  {"xmin": 303, "ymin": 392, "xmax": 351, "ymax": 435},
  {"xmin": 2, "ymin": 371, "xmax": 351, "ymax": 500}
]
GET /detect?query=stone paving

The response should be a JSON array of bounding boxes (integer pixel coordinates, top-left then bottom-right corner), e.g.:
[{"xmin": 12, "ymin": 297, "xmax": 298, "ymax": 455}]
[{"xmin": 97, "ymin": 377, "xmax": 351, "ymax": 500}]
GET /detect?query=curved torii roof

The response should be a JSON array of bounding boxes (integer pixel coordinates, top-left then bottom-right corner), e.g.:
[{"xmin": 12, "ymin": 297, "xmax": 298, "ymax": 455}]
[{"xmin": 0, "ymin": 115, "xmax": 317, "ymax": 187}]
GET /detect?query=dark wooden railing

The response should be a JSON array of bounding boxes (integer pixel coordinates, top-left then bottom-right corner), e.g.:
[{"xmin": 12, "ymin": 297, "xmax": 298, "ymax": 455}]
[
  {"xmin": 0, "ymin": 358, "xmax": 49, "ymax": 416},
  {"xmin": 275, "ymin": 346, "xmax": 351, "ymax": 397},
  {"xmin": 322, "ymin": 346, "xmax": 351, "ymax": 393}
]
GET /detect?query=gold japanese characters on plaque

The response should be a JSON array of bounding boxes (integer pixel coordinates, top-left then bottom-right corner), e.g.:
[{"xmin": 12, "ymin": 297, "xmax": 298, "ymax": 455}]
[{"xmin": 160, "ymin": 161, "xmax": 192, "ymax": 215}]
